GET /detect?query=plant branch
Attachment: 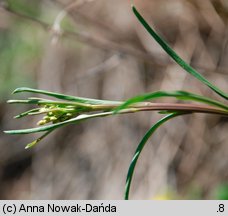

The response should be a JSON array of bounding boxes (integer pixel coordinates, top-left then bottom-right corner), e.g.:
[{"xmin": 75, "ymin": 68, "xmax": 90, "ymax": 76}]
[{"xmin": 5, "ymin": 102, "xmax": 227, "ymax": 135}]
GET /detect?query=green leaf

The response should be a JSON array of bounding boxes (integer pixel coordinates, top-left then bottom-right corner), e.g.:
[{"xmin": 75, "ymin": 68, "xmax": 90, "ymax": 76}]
[
  {"xmin": 7, "ymin": 99, "xmax": 41, "ymax": 104},
  {"xmin": 13, "ymin": 87, "xmax": 122, "ymax": 105},
  {"xmin": 4, "ymin": 111, "xmax": 114, "ymax": 134},
  {"xmin": 115, "ymin": 90, "xmax": 228, "ymax": 113},
  {"xmin": 25, "ymin": 130, "xmax": 53, "ymax": 149},
  {"xmin": 125, "ymin": 112, "xmax": 188, "ymax": 200},
  {"xmin": 14, "ymin": 108, "xmax": 41, "ymax": 119},
  {"xmin": 8, "ymin": 98, "xmax": 93, "ymax": 109},
  {"xmin": 132, "ymin": 5, "xmax": 228, "ymax": 100}
]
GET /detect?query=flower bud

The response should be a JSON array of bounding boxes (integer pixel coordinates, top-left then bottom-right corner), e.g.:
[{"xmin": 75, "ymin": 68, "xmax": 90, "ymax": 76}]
[{"xmin": 37, "ymin": 119, "xmax": 47, "ymax": 126}]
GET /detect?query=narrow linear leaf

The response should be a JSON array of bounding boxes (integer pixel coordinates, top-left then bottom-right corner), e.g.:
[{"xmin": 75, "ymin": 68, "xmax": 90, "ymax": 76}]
[
  {"xmin": 14, "ymin": 108, "xmax": 41, "ymax": 119},
  {"xmin": 4, "ymin": 111, "xmax": 114, "ymax": 134},
  {"xmin": 115, "ymin": 90, "xmax": 228, "ymax": 113},
  {"xmin": 8, "ymin": 98, "xmax": 93, "ymax": 109},
  {"xmin": 7, "ymin": 99, "xmax": 41, "ymax": 104},
  {"xmin": 13, "ymin": 87, "xmax": 122, "ymax": 105},
  {"xmin": 25, "ymin": 130, "xmax": 53, "ymax": 149},
  {"xmin": 125, "ymin": 112, "xmax": 188, "ymax": 200},
  {"xmin": 132, "ymin": 5, "xmax": 228, "ymax": 100}
]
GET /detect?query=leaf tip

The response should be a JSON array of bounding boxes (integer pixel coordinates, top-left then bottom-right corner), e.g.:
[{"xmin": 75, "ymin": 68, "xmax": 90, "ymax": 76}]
[
  {"xmin": 131, "ymin": 1, "xmax": 137, "ymax": 12},
  {"xmin": 12, "ymin": 88, "xmax": 21, "ymax": 94},
  {"xmin": 12, "ymin": 87, "xmax": 30, "ymax": 94},
  {"xmin": 25, "ymin": 144, "xmax": 31, "ymax": 149},
  {"xmin": 7, "ymin": 100, "xmax": 14, "ymax": 104},
  {"xmin": 13, "ymin": 114, "xmax": 22, "ymax": 119},
  {"xmin": 25, "ymin": 140, "xmax": 37, "ymax": 149}
]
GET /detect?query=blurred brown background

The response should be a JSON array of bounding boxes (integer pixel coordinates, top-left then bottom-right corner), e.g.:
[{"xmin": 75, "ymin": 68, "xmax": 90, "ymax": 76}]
[{"xmin": 0, "ymin": 0, "xmax": 227, "ymax": 199}]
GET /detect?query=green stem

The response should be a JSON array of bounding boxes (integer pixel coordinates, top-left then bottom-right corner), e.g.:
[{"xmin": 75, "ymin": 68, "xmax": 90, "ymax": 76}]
[{"xmin": 5, "ymin": 103, "xmax": 227, "ymax": 135}]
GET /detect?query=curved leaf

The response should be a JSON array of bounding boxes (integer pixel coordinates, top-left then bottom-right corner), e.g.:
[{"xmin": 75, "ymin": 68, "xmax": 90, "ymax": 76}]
[
  {"xmin": 14, "ymin": 108, "xmax": 41, "ymax": 119},
  {"xmin": 13, "ymin": 87, "xmax": 122, "ymax": 105},
  {"xmin": 132, "ymin": 5, "xmax": 228, "ymax": 100},
  {"xmin": 115, "ymin": 90, "xmax": 228, "ymax": 113},
  {"xmin": 25, "ymin": 130, "xmax": 54, "ymax": 149},
  {"xmin": 125, "ymin": 112, "xmax": 189, "ymax": 200},
  {"xmin": 4, "ymin": 111, "xmax": 114, "ymax": 134}
]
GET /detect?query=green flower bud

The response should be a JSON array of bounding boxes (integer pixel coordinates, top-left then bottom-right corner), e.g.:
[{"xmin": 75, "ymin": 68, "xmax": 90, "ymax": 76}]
[
  {"xmin": 43, "ymin": 116, "xmax": 51, "ymax": 121},
  {"xmin": 48, "ymin": 112, "xmax": 53, "ymax": 116},
  {"xmin": 66, "ymin": 113, "xmax": 73, "ymax": 117},
  {"xmin": 37, "ymin": 119, "xmax": 47, "ymax": 126},
  {"xmin": 50, "ymin": 116, "xmax": 58, "ymax": 121}
]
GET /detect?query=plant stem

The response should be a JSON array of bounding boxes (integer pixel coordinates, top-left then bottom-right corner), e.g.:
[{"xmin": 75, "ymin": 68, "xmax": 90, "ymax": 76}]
[
  {"xmin": 130, "ymin": 103, "xmax": 228, "ymax": 115},
  {"xmin": 91, "ymin": 102, "xmax": 227, "ymax": 115}
]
